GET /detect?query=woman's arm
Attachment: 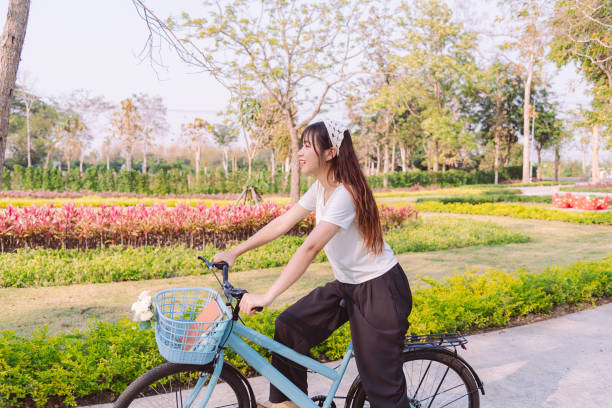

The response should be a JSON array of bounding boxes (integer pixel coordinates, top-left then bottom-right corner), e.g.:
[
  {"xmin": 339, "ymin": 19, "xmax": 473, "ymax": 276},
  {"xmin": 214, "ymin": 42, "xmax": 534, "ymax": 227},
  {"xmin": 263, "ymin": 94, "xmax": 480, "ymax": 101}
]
[
  {"xmin": 213, "ymin": 204, "xmax": 312, "ymax": 267},
  {"xmin": 239, "ymin": 221, "xmax": 340, "ymax": 314}
]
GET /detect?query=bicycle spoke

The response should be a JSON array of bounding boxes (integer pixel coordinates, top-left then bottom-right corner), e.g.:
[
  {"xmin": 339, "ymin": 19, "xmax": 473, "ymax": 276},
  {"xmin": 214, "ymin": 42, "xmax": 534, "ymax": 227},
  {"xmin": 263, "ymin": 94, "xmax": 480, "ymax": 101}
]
[
  {"xmin": 426, "ymin": 365, "xmax": 449, "ymax": 408},
  {"xmin": 402, "ymin": 358, "xmax": 473, "ymax": 408}
]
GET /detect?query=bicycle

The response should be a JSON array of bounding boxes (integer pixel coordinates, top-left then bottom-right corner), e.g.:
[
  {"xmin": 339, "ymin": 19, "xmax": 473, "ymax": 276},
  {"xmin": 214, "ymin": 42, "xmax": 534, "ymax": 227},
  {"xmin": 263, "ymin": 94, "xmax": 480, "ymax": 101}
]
[{"xmin": 114, "ymin": 257, "xmax": 485, "ymax": 408}]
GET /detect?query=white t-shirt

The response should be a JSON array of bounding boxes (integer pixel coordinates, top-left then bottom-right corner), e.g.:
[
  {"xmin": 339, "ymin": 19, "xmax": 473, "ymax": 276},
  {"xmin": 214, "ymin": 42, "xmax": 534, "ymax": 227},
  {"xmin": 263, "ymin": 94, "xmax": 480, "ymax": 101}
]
[{"xmin": 298, "ymin": 180, "xmax": 398, "ymax": 284}]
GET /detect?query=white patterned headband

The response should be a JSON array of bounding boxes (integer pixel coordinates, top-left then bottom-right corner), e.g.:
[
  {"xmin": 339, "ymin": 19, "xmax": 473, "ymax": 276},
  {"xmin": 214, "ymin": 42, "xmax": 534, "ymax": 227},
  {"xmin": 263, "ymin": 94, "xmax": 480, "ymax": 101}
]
[{"xmin": 324, "ymin": 120, "xmax": 347, "ymax": 152}]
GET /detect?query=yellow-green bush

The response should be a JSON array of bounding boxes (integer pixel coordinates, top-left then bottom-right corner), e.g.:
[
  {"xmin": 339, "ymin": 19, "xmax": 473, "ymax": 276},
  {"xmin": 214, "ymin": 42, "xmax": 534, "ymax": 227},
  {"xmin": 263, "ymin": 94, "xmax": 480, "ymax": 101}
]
[
  {"xmin": 411, "ymin": 201, "xmax": 612, "ymax": 225},
  {"xmin": 1, "ymin": 255, "xmax": 610, "ymax": 407}
]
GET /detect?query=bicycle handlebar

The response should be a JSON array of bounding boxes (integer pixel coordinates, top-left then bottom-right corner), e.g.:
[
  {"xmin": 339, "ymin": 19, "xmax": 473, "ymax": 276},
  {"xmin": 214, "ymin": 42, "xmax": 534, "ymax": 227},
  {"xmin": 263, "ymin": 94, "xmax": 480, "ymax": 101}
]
[{"xmin": 198, "ymin": 256, "xmax": 263, "ymax": 314}]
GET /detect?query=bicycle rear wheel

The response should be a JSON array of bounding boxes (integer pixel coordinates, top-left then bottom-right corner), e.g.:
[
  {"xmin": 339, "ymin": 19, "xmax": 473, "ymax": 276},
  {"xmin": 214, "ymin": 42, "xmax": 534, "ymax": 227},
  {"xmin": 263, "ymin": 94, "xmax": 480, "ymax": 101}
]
[
  {"xmin": 113, "ymin": 362, "xmax": 252, "ymax": 408},
  {"xmin": 347, "ymin": 349, "xmax": 479, "ymax": 408}
]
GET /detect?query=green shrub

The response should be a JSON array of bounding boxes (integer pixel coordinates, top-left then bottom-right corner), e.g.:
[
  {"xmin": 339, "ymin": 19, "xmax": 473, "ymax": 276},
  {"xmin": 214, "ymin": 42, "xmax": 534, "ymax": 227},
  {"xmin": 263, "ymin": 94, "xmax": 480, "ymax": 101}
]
[
  {"xmin": 0, "ymin": 217, "xmax": 528, "ymax": 288},
  {"xmin": 1, "ymin": 255, "xmax": 609, "ymax": 407},
  {"xmin": 560, "ymin": 187, "xmax": 612, "ymax": 193},
  {"xmin": 416, "ymin": 195, "xmax": 552, "ymax": 205},
  {"xmin": 412, "ymin": 201, "xmax": 612, "ymax": 225}
]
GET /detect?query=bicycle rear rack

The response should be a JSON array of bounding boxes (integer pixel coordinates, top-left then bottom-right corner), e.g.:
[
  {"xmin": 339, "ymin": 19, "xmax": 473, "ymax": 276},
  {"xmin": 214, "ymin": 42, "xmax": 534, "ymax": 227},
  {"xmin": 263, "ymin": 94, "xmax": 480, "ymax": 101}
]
[{"xmin": 404, "ymin": 332, "xmax": 468, "ymax": 351}]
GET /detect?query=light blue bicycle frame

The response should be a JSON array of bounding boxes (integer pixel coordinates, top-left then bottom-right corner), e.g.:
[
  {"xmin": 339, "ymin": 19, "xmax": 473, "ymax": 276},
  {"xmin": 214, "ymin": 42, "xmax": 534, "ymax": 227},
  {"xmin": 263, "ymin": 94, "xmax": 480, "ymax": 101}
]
[{"xmin": 187, "ymin": 320, "xmax": 354, "ymax": 408}]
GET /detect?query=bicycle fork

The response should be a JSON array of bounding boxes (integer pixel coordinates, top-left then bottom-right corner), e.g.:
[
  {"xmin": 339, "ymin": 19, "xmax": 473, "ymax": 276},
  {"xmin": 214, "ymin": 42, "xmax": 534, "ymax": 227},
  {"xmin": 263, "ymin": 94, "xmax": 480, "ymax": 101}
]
[{"xmin": 181, "ymin": 351, "xmax": 226, "ymax": 408}]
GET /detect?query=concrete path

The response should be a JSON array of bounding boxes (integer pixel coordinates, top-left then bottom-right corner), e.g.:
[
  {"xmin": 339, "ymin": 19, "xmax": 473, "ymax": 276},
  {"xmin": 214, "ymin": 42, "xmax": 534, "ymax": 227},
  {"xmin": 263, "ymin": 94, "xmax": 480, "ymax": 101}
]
[
  {"xmin": 515, "ymin": 185, "xmax": 610, "ymax": 198},
  {"xmin": 81, "ymin": 302, "xmax": 612, "ymax": 407}
]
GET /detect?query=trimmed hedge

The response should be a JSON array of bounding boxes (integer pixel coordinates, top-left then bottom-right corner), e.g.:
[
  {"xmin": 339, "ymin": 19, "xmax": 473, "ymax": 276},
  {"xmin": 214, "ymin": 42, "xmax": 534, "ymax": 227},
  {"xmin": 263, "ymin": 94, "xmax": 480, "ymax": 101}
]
[
  {"xmin": 416, "ymin": 195, "xmax": 552, "ymax": 205},
  {"xmin": 0, "ymin": 217, "xmax": 529, "ymax": 288},
  {"xmin": 412, "ymin": 201, "xmax": 612, "ymax": 225},
  {"xmin": 560, "ymin": 187, "xmax": 612, "ymax": 193},
  {"xmin": 1, "ymin": 255, "xmax": 610, "ymax": 407},
  {"xmin": 368, "ymin": 166, "xmax": 528, "ymax": 189},
  {"xmin": 4, "ymin": 165, "xmax": 531, "ymax": 195}
]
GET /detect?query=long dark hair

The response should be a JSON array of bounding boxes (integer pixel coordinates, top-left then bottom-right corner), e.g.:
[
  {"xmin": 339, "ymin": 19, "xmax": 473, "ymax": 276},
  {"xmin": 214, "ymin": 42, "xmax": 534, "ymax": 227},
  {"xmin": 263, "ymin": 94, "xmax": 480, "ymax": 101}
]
[{"xmin": 301, "ymin": 121, "xmax": 384, "ymax": 254}]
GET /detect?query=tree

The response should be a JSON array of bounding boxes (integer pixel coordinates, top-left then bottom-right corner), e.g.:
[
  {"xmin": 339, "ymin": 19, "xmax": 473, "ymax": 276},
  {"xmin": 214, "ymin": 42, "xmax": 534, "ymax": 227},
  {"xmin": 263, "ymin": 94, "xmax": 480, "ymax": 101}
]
[
  {"xmin": 247, "ymin": 94, "xmax": 288, "ymax": 178},
  {"xmin": 8, "ymin": 90, "xmax": 63, "ymax": 167},
  {"xmin": 395, "ymin": 0, "xmax": 478, "ymax": 172},
  {"xmin": 497, "ymin": 0, "xmax": 552, "ymax": 183},
  {"xmin": 0, "ymin": 0, "xmax": 30, "ymax": 186},
  {"xmin": 530, "ymin": 87, "xmax": 563, "ymax": 179},
  {"xmin": 15, "ymin": 73, "xmax": 36, "ymax": 167},
  {"xmin": 211, "ymin": 123, "xmax": 237, "ymax": 177},
  {"xmin": 181, "ymin": 118, "xmax": 209, "ymax": 181},
  {"xmin": 66, "ymin": 89, "xmax": 114, "ymax": 174},
  {"xmin": 110, "ymin": 98, "xmax": 141, "ymax": 172},
  {"xmin": 133, "ymin": 0, "xmax": 367, "ymax": 203},
  {"xmin": 467, "ymin": 62, "xmax": 523, "ymax": 183},
  {"xmin": 133, "ymin": 93, "xmax": 168, "ymax": 175},
  {"xmin": 45, "ymin": 123, "xmax": 64, "ymax": 169},
  {"xmin": 61, "ymin": 116, "xmax": 85, "ymax": 171},
  {"xmin": 550, "ymin": 0, "xmax": 611, "ymax": 184},
  {"xmin": 357, "ymin": 3, "xmax": 398, "ymax": 183}
]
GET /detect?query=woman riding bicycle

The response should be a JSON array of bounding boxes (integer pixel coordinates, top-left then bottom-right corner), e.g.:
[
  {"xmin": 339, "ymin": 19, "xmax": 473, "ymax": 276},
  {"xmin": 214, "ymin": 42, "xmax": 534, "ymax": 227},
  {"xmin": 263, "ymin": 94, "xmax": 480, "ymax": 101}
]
[{"xmin": 214, "ymin": 121, "xmax": 413, "ymax": 408}]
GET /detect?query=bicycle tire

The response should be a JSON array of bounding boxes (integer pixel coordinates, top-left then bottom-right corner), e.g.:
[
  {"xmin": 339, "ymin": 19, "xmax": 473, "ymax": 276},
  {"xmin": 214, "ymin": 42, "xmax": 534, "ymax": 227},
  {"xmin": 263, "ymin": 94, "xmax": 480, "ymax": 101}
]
[
  {"xmin": 346, "ymin": 349, "xmax": 480, "ymax": 408},
  {"xmin": 113, "ymin": 361, "xmax": 252, "ymax": 408}
]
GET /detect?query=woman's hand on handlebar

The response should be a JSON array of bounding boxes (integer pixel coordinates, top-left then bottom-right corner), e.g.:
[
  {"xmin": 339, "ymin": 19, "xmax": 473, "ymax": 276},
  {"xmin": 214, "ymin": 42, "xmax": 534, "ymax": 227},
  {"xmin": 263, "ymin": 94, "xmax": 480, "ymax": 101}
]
[
  {"xmin": 240, "ymin": 292, "xmax": 273, "ymax": 315},
  {"xmin": 213, "ymin": 250, "xmax": 236, "ymax": 269}
]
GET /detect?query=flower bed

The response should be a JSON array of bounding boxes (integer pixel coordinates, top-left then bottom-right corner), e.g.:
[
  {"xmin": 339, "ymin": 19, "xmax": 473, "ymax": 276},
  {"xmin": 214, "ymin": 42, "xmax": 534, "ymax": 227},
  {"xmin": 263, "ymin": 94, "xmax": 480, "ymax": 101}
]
[
  {"xmin": 0, "ymin": 202, "xmax": 417, "ymax": 252},
  {"xmin": 552, "ymin": 192, "xmax": 610, "ymax": 210},
  {"xmin": 0, "ymin": 217, "xmax": 526, "ymax": 288}
]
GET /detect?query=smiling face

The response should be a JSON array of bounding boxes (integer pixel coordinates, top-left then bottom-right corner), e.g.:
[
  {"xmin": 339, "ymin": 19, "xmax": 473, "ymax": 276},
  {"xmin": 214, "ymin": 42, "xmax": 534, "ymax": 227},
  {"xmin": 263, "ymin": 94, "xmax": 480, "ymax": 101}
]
[
  {"xmin": 298, "ymin": 130, "xmax": 336, "ymax": 178},
  {"xmin": 298, "ymin": 133, "xmax": 321, "ymax": 175}
]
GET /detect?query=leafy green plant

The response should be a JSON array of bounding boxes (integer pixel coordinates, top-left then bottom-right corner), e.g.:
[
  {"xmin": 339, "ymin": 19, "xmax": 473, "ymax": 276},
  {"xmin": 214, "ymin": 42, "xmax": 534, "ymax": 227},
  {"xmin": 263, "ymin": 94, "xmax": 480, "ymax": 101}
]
[
  {"xmin": 416, "ymin": 195, "xmax": 552, "ymax": 204},
  {"xmin": 411, "ymin": 201, "xmax": 612, "ymax": 225},
  {"xmin": 1, "ymin": 255, "xmax": 609, "ymax": 407},
  {"xmin": 0, "ymin": 217, "xmax": 528, "ymax": 288}
]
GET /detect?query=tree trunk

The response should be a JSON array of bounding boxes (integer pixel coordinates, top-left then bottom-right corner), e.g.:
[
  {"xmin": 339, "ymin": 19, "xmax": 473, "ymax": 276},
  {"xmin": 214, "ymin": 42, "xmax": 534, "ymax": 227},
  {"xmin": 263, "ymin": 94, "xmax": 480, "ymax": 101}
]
[
  {"xmin": 494, "ymin": 134, "xmax": 500, "ymax": 185},
  {"xmin": 522, "ymin": 52, "xmax": 535, "ymax": 184},
  {"xmin": 79, "ymin": 151, "xmax": 84, "ymax": 174},
  {"xmin": 432, "ymin": 140, "xmax": 439, "ymax": 172},
  {"xmin": 125, "ymin": 151, "xmax": 131, "ymax": 172},
  {"xmin": 270, "ymin": 149, "xmax": 276, "ymax": 177},
  {"xmin": 554, "ymin": 146, "xmax": 560, "ymax": 182},
  {"xmin": 44, "ymin": 149, "xmax": 51, "ymax": 169},
  {"xmin": 288, "ymin": 121, "xmax": 300, "ymax": 204},
  {"xmin": 581, "ymin": 141, "xmax": 587, "ymax": 181},
  {"xmin": 231, "ymin": 152, "xmax": 237, "ymax": 172},
  {"xmin": 536, "ymin": 146, "xmax": 542, "ymax": 180},
  {"xmin": 222, "ymin": 147, "xmax": 229, "ymax": 177},
  {"xmin": 591, "ymin": 123, "xmax": 600, "ymax": 184},
  {"xmin": 26, "ymin": 101, "xmax": 31, "ymax": 166},
  {"xmin": 383, "ymin": 141, "xmax": 389, "ymax": 188},
  {"xmin": 106, "ymin": 154, "xmax": 110, "ymax": 171},
  {"xmin": 195, "ymin": 144, "xmax": 200, "ymax": 181},
  {"xmin": 0, "ymin": 0, "xmax": 30, "ymax": 187},
  {"xmin": 375, "ymin": 144, "xmax": 381, "ymax": 175},
  {"xmin": 390, "ymin": 141, "xmax": 396, "ymax": 172},
  {"xmin": 142, "ymin": 144, "xmax": 148, "ymax": 175},
  {"xmin": 400, "ymin": 145, "xmax": 406, "ymax": 172}
]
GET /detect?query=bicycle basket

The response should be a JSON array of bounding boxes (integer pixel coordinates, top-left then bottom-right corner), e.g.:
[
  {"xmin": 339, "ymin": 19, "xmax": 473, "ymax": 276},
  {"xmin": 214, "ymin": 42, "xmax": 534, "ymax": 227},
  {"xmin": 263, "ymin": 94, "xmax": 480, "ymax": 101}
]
[{"xmin": 154, "ymin": 287, "xmax": 232, "ymax": 365}]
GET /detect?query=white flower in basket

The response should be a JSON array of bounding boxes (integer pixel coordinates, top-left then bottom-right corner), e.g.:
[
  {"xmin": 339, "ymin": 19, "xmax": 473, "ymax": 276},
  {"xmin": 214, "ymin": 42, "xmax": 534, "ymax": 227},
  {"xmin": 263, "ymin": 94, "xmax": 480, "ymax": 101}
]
[{"xmin": 131, "ymin": 290, "xmax": 155, "ymax": 330}]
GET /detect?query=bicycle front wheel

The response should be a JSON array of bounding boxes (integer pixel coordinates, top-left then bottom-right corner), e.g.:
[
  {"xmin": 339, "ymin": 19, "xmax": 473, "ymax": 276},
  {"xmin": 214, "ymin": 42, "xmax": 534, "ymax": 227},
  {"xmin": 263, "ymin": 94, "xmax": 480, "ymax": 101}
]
[
  {"xmin": 348, "ymin": 349, "xmax": 479, "ymax": 408},
  {"xmin": 113, "ymin": 361, "xmax": 252, "ymax": 408}
]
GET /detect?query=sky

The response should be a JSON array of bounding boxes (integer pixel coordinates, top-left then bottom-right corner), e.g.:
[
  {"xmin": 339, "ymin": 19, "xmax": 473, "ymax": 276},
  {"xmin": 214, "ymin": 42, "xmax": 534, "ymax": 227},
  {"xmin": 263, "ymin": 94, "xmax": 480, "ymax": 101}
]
[
  {"xmin": 0, "ymin": 0, "xmax": 608, "ymax": 162},
  {"xmin": 1, "ymin": 0, "xmax": 228, "ymax": 146}
]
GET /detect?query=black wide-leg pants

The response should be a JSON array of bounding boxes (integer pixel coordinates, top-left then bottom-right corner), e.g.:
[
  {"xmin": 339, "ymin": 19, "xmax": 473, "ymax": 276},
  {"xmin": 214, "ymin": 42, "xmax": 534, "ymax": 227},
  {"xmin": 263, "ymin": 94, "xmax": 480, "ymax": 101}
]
[{"xmin": 269, "ymin": 263, "xmax": 413, "ymax": 408}]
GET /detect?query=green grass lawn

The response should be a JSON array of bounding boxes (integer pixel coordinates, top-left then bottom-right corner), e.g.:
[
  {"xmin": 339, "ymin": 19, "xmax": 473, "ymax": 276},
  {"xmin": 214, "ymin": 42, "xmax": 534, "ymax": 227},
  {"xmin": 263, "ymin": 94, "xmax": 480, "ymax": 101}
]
[{"xmin": 1, "ymin": 212, "xmax": 609, "ymax": 337}]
